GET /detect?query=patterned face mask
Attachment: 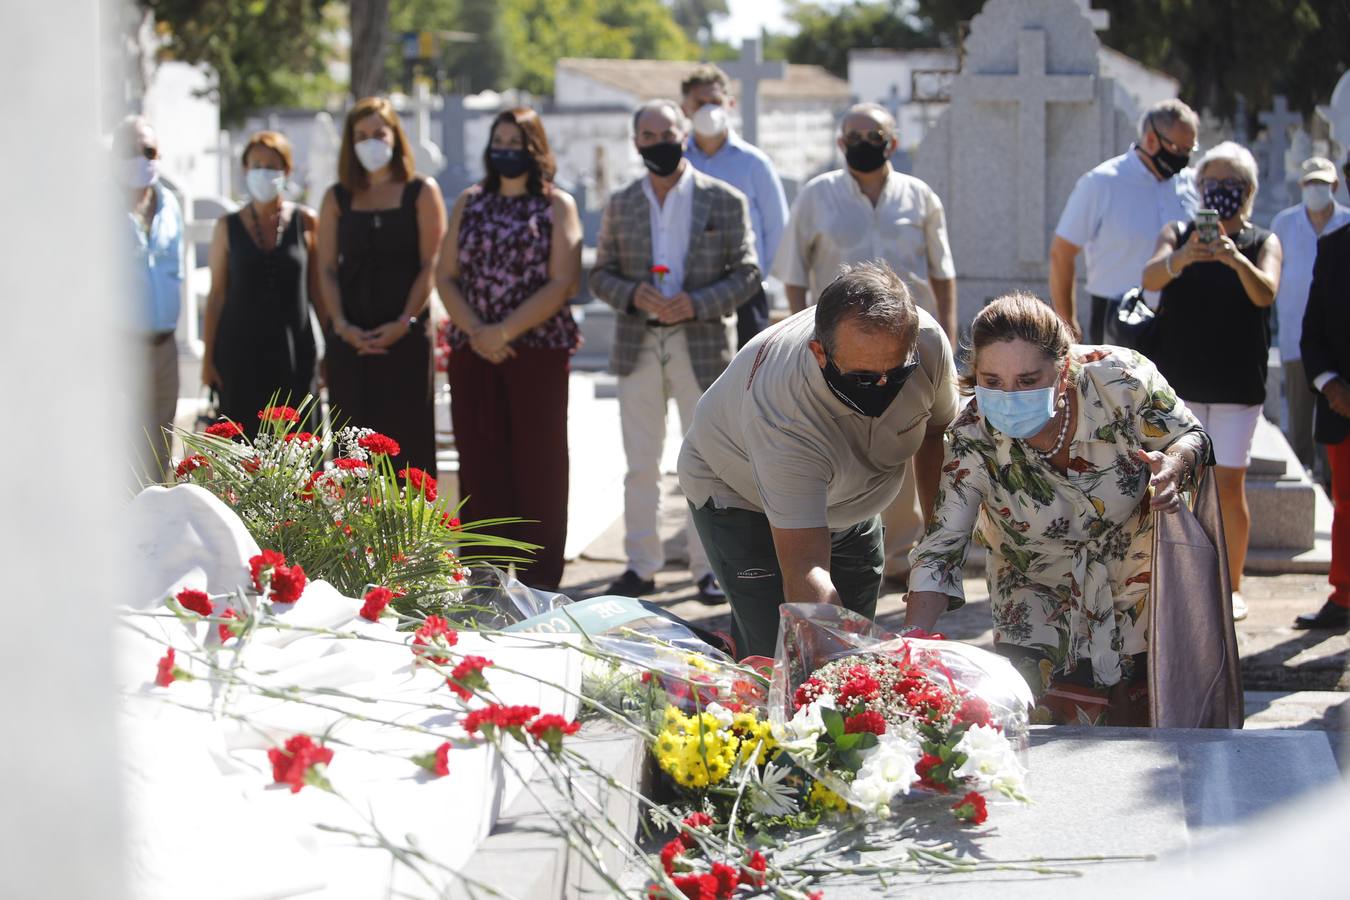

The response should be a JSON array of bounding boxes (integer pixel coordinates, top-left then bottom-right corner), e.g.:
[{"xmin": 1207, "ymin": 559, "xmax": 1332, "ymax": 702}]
[{"xmin": 1201, "ymin": 181, "xmax": 1245, "ymax": 220}]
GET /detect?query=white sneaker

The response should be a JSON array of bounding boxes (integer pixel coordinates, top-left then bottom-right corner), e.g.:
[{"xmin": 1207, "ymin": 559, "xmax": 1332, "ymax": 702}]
[{"xmin": 1231, "ymin": 591, "xmax": 1248, "ymax": 621}]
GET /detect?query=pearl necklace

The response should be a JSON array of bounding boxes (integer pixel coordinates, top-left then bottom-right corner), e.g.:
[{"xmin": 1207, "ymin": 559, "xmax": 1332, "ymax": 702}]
[{"xmin": 1031, "ymin": 397, "xmax": 1071, "ymax": 459}]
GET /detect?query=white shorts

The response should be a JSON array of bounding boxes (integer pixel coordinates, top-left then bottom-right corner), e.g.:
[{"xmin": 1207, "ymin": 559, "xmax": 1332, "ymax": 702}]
[{"xmin": 1184, "ymin": 401, "xmax": 1262, "ymax": 469}]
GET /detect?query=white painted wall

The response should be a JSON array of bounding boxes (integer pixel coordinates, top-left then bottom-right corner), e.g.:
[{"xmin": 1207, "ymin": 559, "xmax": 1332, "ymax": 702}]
[{"xmin": 143, "ymin": 61, "xmax": 224, "ymax": 199}]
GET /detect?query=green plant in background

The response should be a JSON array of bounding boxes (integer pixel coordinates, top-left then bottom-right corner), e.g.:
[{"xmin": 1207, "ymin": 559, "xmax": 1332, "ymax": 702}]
[{"xmin": 165, "ymin": 395, "xmax": 535, "ymax": 622}]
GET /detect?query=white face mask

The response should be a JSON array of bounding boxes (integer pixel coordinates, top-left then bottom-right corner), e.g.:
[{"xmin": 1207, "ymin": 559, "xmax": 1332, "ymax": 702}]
[
  {"xmin": 1302, "ymin": 182, "xmax": 1334, "ymax": 212},
  {"xmin": 122, "ymin": 156, "xmax": 158, "ymax": 189},
  {"xmin": 245, "ymin": 168, "xmax": 286, "ymax": 202},
  {"xmin": 354, "ymin": 138, "xmax": 394, "ymax": 172},
  {"xmin": 692, "ymin": 103, "xmax": 729, "ymax": 138}
]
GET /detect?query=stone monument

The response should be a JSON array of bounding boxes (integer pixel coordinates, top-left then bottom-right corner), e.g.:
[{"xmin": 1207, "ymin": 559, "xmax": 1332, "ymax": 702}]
[
  {"xmin": 1257, "ymin": 94, "xmax": 1301, "ymax": 212},
  {"xmin": 722, "ymin": 39, "xmax": 787, "ymax": 148},
  {"xmin": 915, "ymin": 0, "xmax": 1136, "ymax": 326}
]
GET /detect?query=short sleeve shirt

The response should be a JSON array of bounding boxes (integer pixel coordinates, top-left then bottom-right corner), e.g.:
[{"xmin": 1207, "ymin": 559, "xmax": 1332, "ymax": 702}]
[
  {"xmin": 678, "ymin": 306, "xmax": 959, "ymax": 530},
  {"xmin": 1270, "ymin": 202, "xmax": 1350, "ymax": 361},
  {"xmin": 771, "ymin": 169, "xmax": 956, "ymax": 314},
  {"xmin": 1054, "ymin": 150, "xmax": 1198, "ymax": 300}
]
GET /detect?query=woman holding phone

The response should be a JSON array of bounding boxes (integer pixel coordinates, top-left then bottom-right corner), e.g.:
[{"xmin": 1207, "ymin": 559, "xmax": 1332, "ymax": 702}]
[{"xmin": 1141, "ymin": 141, "xmax": 1283, "ymax": 621}]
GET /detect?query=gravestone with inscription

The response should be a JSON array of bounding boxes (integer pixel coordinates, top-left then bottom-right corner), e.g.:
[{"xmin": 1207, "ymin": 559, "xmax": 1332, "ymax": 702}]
[{"xmin": 914, "ymin": 0, "xmax": 1136, "ymax": 326}]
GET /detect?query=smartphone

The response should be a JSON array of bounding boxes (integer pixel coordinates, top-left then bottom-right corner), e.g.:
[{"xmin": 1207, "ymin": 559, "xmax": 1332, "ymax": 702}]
[{"xmin": 1195, "ymin": 209, "xmax": 1221, "ymax": 244}]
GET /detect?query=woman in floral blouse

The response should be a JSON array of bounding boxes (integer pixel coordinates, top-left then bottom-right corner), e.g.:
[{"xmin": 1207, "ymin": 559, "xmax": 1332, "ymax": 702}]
[{"xmin": 905, "ymin": 293, "xmax": 1211, "ymax": 726}]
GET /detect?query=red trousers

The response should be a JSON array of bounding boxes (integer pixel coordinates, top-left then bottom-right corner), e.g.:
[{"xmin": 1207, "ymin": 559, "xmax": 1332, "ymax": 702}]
[
  {"xmin": 1328, "ymin": 437, "xmax": 1350, "ymax": 608},
  {"xmin": 448, "ymin": 347, "xmax": 570, "ymax": 590}
]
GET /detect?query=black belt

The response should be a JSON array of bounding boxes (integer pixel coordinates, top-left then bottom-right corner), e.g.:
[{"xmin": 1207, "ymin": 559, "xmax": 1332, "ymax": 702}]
[{"xmin": 645, "ymin": 320, "xmax": 682, "ymax": 328}]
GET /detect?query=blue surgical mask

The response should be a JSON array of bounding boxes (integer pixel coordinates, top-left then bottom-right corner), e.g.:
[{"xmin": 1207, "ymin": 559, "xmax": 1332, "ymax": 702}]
[{"xmin": 974, "ymin": 385, "xmax": 1058, "ymax": 438}]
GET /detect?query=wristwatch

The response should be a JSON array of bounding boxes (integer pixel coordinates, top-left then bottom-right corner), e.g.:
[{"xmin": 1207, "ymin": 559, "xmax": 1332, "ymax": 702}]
[{"xmin": 402, "ymin": 314, "xmax": 419, "ymax": 328}]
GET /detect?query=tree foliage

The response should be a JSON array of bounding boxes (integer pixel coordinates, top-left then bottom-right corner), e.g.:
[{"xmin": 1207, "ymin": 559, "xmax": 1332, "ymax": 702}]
[
  {"xmin": 778, "ymin": 0, "xmax": 934, "ymax": 78},
  {"xmin": 667, "ymin": 0, "xmax": 730, "ymax": 44},
  {"xmin": 139, "ymin": 0, "xmax": 340, "ymax": 126}
]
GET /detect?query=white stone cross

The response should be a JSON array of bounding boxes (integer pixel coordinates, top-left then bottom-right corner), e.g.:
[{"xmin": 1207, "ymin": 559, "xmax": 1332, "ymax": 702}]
[
  {"xmin": 961, "ymin": 28, "xmax": 1095, "ymax": 263},
  {"xmin": 1322, "ymin": 69, "xmax": 1350, "ymax": 148},
  {"xmin": 723, "ymin": 39, "xmax": 787, "ymax": 148},
  {"xmin": 1258, "ymin": 94, "xmax": 1301, "ymax": 209},
  {"xmin": 1073, "ymin": 0, "xmax": 1110, "ymax": 31}
]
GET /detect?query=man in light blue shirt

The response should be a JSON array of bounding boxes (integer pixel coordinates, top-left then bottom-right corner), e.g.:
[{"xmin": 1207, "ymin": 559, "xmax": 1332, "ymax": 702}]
[
  {"xmin": 680, "ymin": 65, "xmax": 789, "ymax": 349},
  {"xmin": 1271, "ymin": 156, "xmax": 1350, "ymax": 473},
  {"xmin": 117, "ymin": 115, "xmax": 184, "ymax": 479}
]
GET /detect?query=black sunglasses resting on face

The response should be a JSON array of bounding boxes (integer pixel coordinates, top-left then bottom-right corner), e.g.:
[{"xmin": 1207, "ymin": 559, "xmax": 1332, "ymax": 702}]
[{"xmin": 829, "ymin": 355, "xmax": 920, "ymax": 388}]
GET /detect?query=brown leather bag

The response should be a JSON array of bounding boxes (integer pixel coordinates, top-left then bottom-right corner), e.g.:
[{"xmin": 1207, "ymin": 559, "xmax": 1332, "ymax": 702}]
[{"xmin": 1147, "ymin": 470, "xmax": 1244, "ymax": 728}]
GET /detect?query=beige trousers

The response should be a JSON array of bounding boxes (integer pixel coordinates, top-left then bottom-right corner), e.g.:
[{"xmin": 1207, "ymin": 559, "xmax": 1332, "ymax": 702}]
[
  {"xmin": 139, "ymin": 334, "xmax": 179, "ymax": 482},
  {"xmin": 618, "ymin": 325, "xmax": 711, "ymax": 581}
]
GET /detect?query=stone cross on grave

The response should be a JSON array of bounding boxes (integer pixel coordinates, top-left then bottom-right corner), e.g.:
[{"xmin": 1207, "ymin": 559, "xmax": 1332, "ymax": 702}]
[
  {"xmin": 1073, "ymin": 0, "xmax": 1109, "ymax": 30},
  {"xmin": 961, "ymin": 27, "xmax": 1095, "ymax": 263},
  {"xmin": 1258, "ymin": 94, "xmax": 1301, "ymax": 210},
  {"xmin": 722, "ymin": 39, "xmax": 787, "ymax": 148}
]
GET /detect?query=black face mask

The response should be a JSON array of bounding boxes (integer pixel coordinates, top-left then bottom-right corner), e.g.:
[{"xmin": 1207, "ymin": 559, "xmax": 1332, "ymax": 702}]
[
  {"xmin": 844, "ymin": 140, "xmax": 889, "ymax": 174},
  {"xmin": 639, "ymin": 141, "xmax": 683, "ymax": 177},
  {"xmin": 821, "ymin": 356, "xmax": 918, "ymax": 418},
  {"xmin": 1143, "ymin": 118, "xmax": 1190, "ymax": 179},
  {"xmin": 489, "ymin": 148, "xmax": 532, "ymax": 180}
]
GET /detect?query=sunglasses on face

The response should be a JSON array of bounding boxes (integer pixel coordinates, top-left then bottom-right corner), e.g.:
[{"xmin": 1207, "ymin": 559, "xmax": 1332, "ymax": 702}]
[
  {"xmin": 829, "ymin": 355, "xmax": 920, "ymax": 389},
  {"xmin": 1148, "ymin": 117, "xmax": 1197, "ymax": 156},
  {"xmin": 843, "ymin": 129, "xmax": 891, "ymax": 148},
  {"xmin": 1201, "ymin": 177, "xmax": 1247, "ymax": 192}
]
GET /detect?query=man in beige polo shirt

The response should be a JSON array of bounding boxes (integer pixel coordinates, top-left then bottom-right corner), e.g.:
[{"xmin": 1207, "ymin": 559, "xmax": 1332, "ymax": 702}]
[{"xmin": 678, "ymin": 262, "xmax": 958, "ymax": 657}]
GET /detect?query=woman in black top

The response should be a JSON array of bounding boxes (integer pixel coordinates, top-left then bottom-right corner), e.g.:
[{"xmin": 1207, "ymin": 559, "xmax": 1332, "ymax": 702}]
[
  {"xmin": 317, "ymin": 97, "xmax": 447, "ymax": 474},
  {"xmin": 203, "ymin": 131, "xmax": 320, "ymax": 435},
  {"xmin": 1142, "ymin": 140, "xmax": 1283, "ymax": 616}
]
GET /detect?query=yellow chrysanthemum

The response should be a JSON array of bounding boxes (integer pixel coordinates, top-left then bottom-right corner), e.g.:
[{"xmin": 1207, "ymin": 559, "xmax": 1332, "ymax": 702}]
[{"xmin": 808, "ymin": 780, "xmax": 848, "ymax": 813}]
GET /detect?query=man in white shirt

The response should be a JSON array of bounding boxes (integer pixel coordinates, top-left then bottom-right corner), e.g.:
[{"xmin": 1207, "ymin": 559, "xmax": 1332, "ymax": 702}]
[
  {"xmin": 680, "ymin": 64, "xmax": 790, "ymax": 349},
  {"xmin": 1271, "ymin": 156, "xmax": 1350, "ymax": 476},
  {"xmin": 679, "ymin": 262, "xmax": 957, "ymax": 656},
  {"xmin": 1050, "ymin": 99, "xmax": 1200, "ymax": 342},
  {"xmin": 589, "ymin": 100, "xmax": 760, "ymax": 602},
  {"xmin": 773, "ymin": 102, "xmax": 957, "ymax": 586}
]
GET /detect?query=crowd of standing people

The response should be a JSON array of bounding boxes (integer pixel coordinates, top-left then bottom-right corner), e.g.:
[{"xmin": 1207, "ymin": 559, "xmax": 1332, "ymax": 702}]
[{"xmin": 123, "ymin": 66, "xmax": 1350, "ymax": 720}]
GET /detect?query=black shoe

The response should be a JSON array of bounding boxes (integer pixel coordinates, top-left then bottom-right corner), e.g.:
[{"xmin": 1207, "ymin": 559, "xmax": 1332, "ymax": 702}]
[
  {"xmin": 606, "ymin": 569, "xmax": 656, "ymax": 597},
  {"xmin": 1293, "ymin": 600, "xmax": 1350, "ymax": 630},
  {"xmin": 696, "ymin": 573, "xmax": 726, "ymax": 605}
]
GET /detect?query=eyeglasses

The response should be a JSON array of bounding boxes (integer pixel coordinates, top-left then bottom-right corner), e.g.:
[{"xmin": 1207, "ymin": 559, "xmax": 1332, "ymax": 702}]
[
  {"xmin": 843, "ymin": 129, "xmax": 891, "ymax": 148},
  {"xmin": 1148, "ymin": 117, "xmax": 1197, "ymax": 156},
  {"xmin": 829, "ymin": 354, "xmax": 920, "ymax": 389},
  {"xmin": 1201, "ymin": 177, "xmax": 1247, "ymax": 192}
]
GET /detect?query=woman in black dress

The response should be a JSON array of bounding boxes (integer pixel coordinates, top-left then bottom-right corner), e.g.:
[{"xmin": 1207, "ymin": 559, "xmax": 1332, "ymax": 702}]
[
  {"xmin": 202, "ymin": 131, "xmax": 320, "ymax": 434},
  {"xmin": 317, "ymin": 97, "xmax": 447, "ymax": 473}
]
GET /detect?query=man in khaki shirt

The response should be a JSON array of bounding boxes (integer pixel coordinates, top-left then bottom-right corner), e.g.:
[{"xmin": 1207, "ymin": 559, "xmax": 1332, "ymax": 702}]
[{"xmin": 678, "ymin": 262, "xmax": 958, "ymax": 657}]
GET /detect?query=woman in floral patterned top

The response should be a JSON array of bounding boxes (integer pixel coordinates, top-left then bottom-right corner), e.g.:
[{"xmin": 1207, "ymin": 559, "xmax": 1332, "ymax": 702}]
[
  {"xmin": 905, "ymin": 294, "xmax": 1211, "ymax": 725},
  {"xmin": 437, "ymin": 107, "xmax": 583, "ymax": 589}
]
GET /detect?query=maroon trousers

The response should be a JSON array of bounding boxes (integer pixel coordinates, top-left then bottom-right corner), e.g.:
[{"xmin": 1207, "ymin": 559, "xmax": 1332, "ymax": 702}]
[{"xmin": 448, "ymin": 346, "xmax": 570, "ymax": 590}]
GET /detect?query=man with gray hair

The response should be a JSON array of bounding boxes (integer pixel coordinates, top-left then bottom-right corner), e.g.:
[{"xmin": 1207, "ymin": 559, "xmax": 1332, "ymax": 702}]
[
  {"xmin": 1051, "ymin": 98, "xmax": 1201, "ymax": 342},
  {"xmin": 678, "ymin": 262, "xmax": 958, "ymax": 657},
  {"xmin": 591, "ymin": 98, "xmax": 761, "ymax": 602},
  {"xmin": 773, "ymin": 100, "xmax": 958, "ymax": 589}
]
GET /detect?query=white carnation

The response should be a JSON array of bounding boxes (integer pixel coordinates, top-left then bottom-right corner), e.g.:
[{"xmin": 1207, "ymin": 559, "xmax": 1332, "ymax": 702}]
[
  {"xmin": 953, "ymin": 724, "xmax": 1027, "ymax": 796},
  {"xmin": 705, "ymin": 702, "xmax": 735, "ymax": 730},
  {"xmin": 773, "ymin": 694, "xmax": 835, "ymax": 753},
  {"xmin": 850, "ymin": 734, "xmax": 922, "ymax": 815}
]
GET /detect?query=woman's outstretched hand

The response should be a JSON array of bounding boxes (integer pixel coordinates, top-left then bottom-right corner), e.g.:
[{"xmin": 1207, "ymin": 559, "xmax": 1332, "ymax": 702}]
[{"xmin": 1135, "ymin": 448, "xmax": 1184, "ymax": 514}]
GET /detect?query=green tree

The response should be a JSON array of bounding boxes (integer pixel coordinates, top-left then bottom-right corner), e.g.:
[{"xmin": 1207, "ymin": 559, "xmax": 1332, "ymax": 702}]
[
  {"xmin": 140, "ymin": 0, "xmax": 340, "ymax": 125},
  {"xmin": 667, "ymin": 0, "xmax": 729, "ymax": 44},
  {"xmin": 781, "ymin": 0, "xmax": 933, "ymax": 78}
]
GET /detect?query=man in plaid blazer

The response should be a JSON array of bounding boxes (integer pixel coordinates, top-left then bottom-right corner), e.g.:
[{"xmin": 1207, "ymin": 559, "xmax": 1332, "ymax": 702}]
[{"xmin": 590, "ymin": 98, "xmax": 760, "ymax": 602}]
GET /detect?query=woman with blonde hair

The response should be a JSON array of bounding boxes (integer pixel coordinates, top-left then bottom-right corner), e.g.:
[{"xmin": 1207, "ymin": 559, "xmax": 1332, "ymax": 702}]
[
  {"xmin": 905, "ymin": 293, "xmax": 1210, "ymax": 725},
  {"xmin": 317, "ymin": 96, "xmax": 447, "ymax": 472},
  {"xmin": 202, "ymin": 131, "xmax": 320, "ymax": 434},
  {"xmin": 1141, "ymin": 140, "xmax": 1283, "ymax": 621}
]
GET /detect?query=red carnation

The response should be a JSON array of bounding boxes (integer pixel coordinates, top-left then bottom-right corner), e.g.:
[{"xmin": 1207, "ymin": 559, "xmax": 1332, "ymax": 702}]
[
  {"xmin": 258, "ymin": 405, "xmax": 300, "ymax": 423},
  {"xmin": 915, "ymin": 753, "xmax": 951, "ymax": 793},
  {"xmin": 358, "ymin": 432, "xmax": 401, "ymax": 457},
  {"xmin": 412, "ymin": 615, "xmax": 457, "ymax": 665},
  {"xmin": 398, "ymin": 466, "xmax": 438, "ymax": 502},
  {"xmin": 204, "ymin": 421, "xmax": 244, "ymax": 439},
  {"xmin": 710, "ymin": 862, "xmax": 739, "ymax": 897},
  {"xmin": 659, "ymin": 836, "xmax": 687, "ymax": 875},
  {"xmin": 175, "ymin": 588, "xmax": 212, "ymax": 617},
  {"xmin": 175, "ymin": 455, "xmax": 210, "ymax": 479},
  {"xmin": 837, "ymin": 668, "xmax": 881, "ymax": 706},
  {"xmin": 332, "ymin": 457, "xmax": 369, "ymax": 472},
  {"xmin": 441, "ymin": 513, "xmax": 461, "ymax": 529},
  {"xmin": 154, "ymin": 648, "xmax": 178, "ymax": 687},
  {"xmin": 463, "ymin": 703, "xmax": 540, "ymax": 737},
  {"xmin": 951, "ymin": 791, "xmax": 988, "ymax": 825},
  {"xmin": 433, "ymin": 741, "xmax": 451, "ymax": 777},
  {"xmin": 283, "ymin": 431, "xmax": 318, "ymax": 444},
  {"xmin": 360, "ymin": 586, "xmax": 395, "ymax": 622},
  {"xmin": 526, "ymin": 713, "xmax": 580, "ymax": 753},
  {"xmin": 267, "ymin": 734, "xmax": 333, "ymax": 794},
  {"xmin": 682, "ymin": 811, "xmax": 715, "ymax": 832},
  {"xmin": 446, "ymin": 655, "xmax": 493, "ymax": 700},
  {"xmin": 218, "ymin": 608, "xmax": 242, "ymax": 643},
  {"xmin": 843, "ymin": 710, "xmax": 887, "ymax": 736},
  {"xmin": 269, "ymin": 562, "xmax": 307, "ymax": 604},
  {"xmin": 242, "ymin": 456, "xmax": 263, "ymax": 474},
  {"xmin": 956, "ymin": 696, "xmax": 995, "ymax": 728},
  {"xmin": 249, "ymin": 549, "xmax": 287, "ymax": 592},
  {"xmin": 739, "ymin": 850, "xmax": 767, "ymax": 887},
  {"xmin": 793, "ymin": 677, "xmax": 825, "ymax": 710},
  {"xmin": 672, "ymin": 873, "xmax": 719, "ymax": 900}
]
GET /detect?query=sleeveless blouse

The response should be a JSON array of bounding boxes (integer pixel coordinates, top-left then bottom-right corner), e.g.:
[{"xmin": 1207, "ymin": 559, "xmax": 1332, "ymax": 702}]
[
  {"xmin": 450, "ymin": 188, "xmax": 580, "ymax": 352},
  {"xmin": 1149, "ymin": 222, "xmax": 1273, "ymax": 406}
]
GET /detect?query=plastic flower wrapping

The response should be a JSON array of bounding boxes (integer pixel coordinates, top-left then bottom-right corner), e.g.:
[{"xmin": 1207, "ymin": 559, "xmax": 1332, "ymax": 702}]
[{"xmin": 768, "ymin": 603, "xmax": 1035, "ymax": 821}]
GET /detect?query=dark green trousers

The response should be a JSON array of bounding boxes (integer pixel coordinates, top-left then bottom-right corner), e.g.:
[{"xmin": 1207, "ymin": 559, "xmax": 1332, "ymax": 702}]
[{"xmin": 689, "ymin": 501, "xmax": 884, "ymax": 658}]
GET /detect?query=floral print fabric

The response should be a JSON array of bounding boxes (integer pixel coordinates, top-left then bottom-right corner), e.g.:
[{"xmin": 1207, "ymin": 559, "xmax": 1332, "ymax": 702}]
[
  {"xmin": 910, "ymin": 347, "xmax": 1209, "ymax": 691},
  {"xmin": 450, "ymin": 187, "xmax": 580, "ymax": 352}
]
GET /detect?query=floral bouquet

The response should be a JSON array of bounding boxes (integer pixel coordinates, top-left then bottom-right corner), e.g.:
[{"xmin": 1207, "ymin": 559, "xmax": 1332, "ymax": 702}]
[
  {"xmin": 769, "ymin": 604, "xmax": 1034, "ymax": 823},
  {"xmin": 167, "ymin": 396, "xmax": 533, "ymax": 621}
]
